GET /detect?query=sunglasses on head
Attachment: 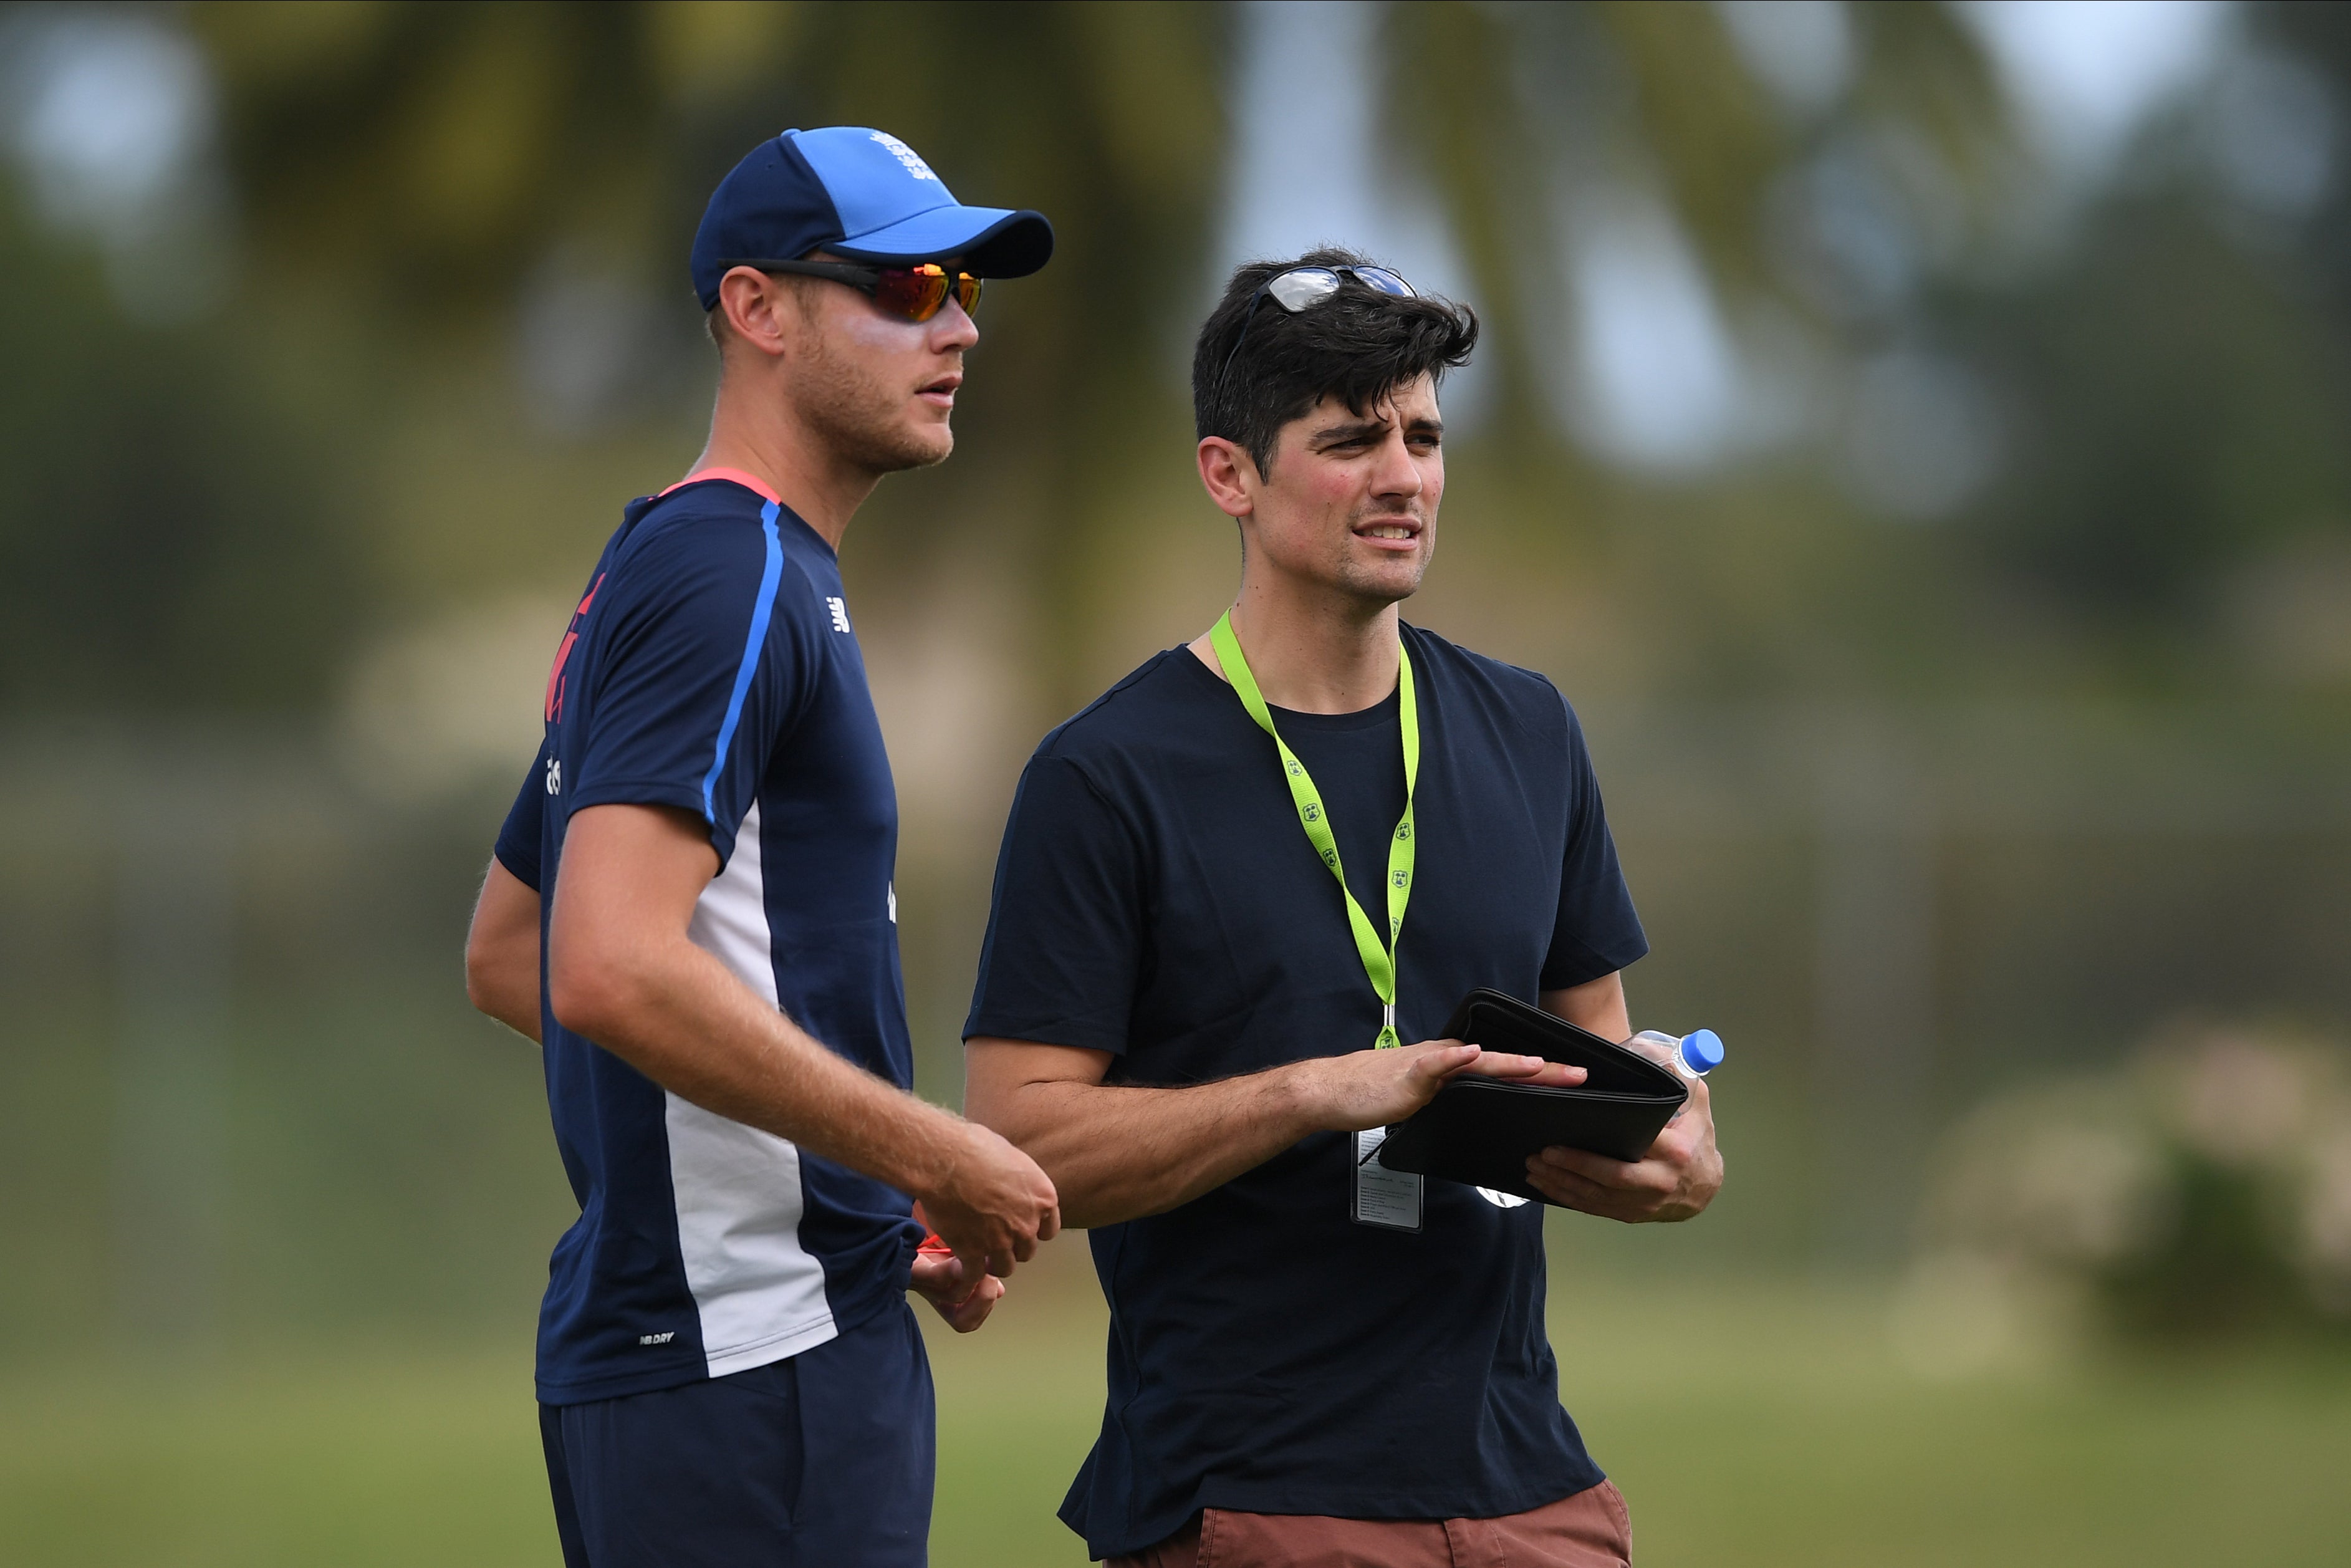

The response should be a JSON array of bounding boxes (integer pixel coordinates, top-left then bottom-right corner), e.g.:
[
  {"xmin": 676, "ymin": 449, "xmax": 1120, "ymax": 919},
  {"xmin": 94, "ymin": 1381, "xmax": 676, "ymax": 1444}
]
[
  {"xmin": 1215, "ymin": 264, "xmax": 1418, "ymax": 394},
  {"xmin": 721, "ymin": 257, "xmax": 983, "ymax": 322}
]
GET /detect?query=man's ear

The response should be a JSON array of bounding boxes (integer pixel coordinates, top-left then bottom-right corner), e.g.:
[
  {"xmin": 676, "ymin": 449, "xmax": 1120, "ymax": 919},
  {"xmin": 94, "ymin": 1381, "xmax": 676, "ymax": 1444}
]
[
  {"xmin": 1196, "ymin": 436, "xmax": 1261, "ymax": 519},
  {"xmin": 716, "ymin": 267, "xmax": 795, "ymax": 361}
]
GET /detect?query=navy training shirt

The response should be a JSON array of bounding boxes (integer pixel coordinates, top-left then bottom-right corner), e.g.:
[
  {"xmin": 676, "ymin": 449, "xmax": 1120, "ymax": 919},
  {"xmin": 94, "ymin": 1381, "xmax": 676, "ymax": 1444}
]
[
  {"xmin": 494, "ymin": 471, "xmax": 924, "ymax": 1406},
  {"xmin": 963, "ymin": 627, "xmax": 1649, "ymax": 1559}
]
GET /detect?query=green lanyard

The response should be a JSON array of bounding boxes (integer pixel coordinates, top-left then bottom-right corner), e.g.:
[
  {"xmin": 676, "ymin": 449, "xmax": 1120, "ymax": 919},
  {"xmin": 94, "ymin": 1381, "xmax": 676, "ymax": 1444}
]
[{"xmin": 1208, "ymin": 610, "xmax": 1420, "ymax": 1049}]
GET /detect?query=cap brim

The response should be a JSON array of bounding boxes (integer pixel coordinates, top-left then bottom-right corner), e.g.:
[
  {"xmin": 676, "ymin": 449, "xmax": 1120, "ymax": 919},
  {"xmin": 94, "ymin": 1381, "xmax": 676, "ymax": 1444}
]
[{"xmin": 830, "ymin": 206, "xmax": 1054, "ymax": 278}]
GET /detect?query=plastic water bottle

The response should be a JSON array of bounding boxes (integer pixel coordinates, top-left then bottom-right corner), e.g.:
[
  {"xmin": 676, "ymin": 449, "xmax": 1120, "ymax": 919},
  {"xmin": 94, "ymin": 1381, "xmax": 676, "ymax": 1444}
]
[{"xmin": 1630, "ymin": 1028, "xmax": 1724, "ymax": 1081}]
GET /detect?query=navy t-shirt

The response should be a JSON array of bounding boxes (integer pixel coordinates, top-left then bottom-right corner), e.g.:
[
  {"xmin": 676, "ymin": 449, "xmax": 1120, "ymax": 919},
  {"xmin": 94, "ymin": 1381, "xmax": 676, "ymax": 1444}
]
[
  {"xmin": 963, "ymin": 627, "xmax": 1649, "ymax": 1557},
  {"xmin": 494, "ymin": 472, "xmax": 924, "ymax": 1405}
]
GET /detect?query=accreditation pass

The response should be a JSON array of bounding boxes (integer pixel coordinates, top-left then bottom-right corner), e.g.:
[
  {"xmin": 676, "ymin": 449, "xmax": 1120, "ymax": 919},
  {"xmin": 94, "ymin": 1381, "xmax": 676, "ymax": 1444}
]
[{"xmin": 1352, "ymin": 1127, "xmax": 1423, "ymax": 1231}]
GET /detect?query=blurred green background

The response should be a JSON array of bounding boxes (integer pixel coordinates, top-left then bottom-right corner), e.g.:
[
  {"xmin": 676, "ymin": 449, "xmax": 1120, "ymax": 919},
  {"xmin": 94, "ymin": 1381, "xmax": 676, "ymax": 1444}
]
[{"xmin": 4, "ymin": 1, "xmax": 2351, "ymax": 1562}]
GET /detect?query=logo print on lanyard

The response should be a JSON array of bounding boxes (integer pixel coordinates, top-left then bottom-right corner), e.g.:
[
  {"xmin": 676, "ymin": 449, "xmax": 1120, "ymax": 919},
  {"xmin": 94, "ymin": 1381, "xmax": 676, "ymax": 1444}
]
[{"xmin": 1207, "ymin": 611, "xmax": 1421, "ymax": 1049}]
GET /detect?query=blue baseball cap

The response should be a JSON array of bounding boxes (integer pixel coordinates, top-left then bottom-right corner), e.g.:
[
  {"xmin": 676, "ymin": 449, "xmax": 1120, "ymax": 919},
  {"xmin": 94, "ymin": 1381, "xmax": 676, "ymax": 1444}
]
[{"xmin": 691, "ymin": 127, "xmax": 1054, "ymax": 309}]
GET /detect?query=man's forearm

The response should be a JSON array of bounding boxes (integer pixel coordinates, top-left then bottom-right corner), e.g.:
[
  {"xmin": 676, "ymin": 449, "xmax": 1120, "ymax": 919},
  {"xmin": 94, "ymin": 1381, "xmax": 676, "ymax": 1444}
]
[
  {"xmin": 974, "ymin": 1063, "xmax": 1320, "ymax": 1229},
  {"xmin": 1542, "ymin": 972, "xmax": 1631, "ymax": 1041},
  {"xmin": 465, "ymin": 859, "xmax": 546, "ymax": 1043},
  {"xmin": 556, "ymin": 934, "xmax": 964, "ymax": 1200},
  {"xmin": 471, "ymin": 967, "xmax": 544, "ymax": 1043}
]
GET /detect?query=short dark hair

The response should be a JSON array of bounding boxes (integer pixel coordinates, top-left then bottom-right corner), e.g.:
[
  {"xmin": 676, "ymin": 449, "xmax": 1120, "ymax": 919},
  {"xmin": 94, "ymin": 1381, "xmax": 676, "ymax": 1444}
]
[{"xmin": 1192, "ymin": 247, "xmax": 1478, "ymax": 477}]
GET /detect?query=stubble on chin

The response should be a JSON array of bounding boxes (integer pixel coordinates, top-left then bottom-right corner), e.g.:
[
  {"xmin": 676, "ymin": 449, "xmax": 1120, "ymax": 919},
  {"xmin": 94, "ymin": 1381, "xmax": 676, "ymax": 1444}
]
[
  {"xmin": 1332, "ymin": 516, "xmax": 1433, "ymax": 605},
  {"xmin": 1339, "ymin": 557, "xmax": 1430, "ymax": 607},
  {"xmin": 794, "ymin": 325, "xmax": 954, "ymax": 474}
]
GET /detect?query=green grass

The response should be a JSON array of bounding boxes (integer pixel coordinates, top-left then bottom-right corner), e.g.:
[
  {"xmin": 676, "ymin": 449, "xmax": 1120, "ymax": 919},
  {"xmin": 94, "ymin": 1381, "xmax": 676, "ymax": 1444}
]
[
  {"xmin": 4, "ymin": 1269, "xmax": 2347, "ymax": 1566},
  {"xmin": 0, "ymin": 1352, "xmax": 554, "ymax": 1567}
]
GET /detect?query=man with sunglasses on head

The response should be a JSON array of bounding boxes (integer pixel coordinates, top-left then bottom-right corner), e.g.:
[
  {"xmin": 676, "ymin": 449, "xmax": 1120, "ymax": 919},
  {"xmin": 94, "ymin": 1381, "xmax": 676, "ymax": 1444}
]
[
  {"xmin": 462, "ymin": 128, "xmax": 1062, "ymax": 1568},
  {"xmin": 963, "ymin": 249, "xmax": 1724, "ymax": 1567}
]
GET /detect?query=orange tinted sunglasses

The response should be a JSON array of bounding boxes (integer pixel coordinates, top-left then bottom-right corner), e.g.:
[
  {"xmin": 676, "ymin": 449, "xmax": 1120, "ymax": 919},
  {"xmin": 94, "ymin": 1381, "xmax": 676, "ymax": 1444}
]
[{"xmin": 723, "ymin": 257, "xmax": 983, "ymax": 322}]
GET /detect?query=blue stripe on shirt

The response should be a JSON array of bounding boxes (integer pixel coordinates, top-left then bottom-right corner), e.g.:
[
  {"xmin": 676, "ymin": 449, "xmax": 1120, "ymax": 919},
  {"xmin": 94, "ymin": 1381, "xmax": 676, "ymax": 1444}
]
[{"xmin": 701, "ymin": 501, "xmax": 784, "ymax": 822}]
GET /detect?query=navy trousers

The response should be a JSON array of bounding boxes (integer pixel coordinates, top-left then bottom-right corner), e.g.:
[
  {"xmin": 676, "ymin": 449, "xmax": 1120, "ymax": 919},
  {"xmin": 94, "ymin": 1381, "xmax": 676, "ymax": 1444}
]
[{"xmin": 541, "ymin": 1300, "xmax": 936, "ymax": 1567}]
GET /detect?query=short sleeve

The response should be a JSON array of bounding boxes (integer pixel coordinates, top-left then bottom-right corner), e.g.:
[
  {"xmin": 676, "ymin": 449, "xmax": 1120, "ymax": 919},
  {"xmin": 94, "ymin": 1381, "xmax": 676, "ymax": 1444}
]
[
  {"xmin": 1539, "ymin": 695, "xmax": 1649, "ymax": 990},
  {"xmin": 963, "ymin": 752, "xmax": 1149, "ymax": 1054},
  {"xmin": 568, "ymin": 518, "xmax": 816, "ymax": 865},
  {"xmin": 493, "ymin": 740, "xmax": 549, "ymax": 891}
]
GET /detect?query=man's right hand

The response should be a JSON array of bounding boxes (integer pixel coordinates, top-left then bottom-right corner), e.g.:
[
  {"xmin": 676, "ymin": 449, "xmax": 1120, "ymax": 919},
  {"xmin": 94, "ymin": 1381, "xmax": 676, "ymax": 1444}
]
[
  {"xmin": 915, "ymin": 1121, "xmax": 1062, "ymax": 1285},
  {"xmin": 1289, "ymin": 1039, "xmax": 1587, "ymax": 1133}
]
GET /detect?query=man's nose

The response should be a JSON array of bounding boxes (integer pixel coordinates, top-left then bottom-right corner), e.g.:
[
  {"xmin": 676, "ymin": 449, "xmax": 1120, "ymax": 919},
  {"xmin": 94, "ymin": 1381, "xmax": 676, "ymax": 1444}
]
[
  {"xmin": 1370, "ymin": 431, "xmax": 1424, "ymax": 497},
  {"xmin": 931, "ymin": 297, "xmax": 979, "ymax": 352}
]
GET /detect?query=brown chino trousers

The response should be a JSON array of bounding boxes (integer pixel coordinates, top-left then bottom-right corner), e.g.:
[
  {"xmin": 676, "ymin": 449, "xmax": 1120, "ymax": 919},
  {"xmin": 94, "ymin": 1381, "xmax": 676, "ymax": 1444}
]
[{"xmin": 1104, "ymin": 1481, "xmax": 1634, "ymax": 1568}]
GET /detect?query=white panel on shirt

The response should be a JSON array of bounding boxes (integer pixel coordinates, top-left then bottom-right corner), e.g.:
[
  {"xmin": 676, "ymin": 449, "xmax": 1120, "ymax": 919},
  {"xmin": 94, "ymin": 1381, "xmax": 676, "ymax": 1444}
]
[{"xmin": 668, "ymin": 800, "xmax": 839, "ymax": 1376}]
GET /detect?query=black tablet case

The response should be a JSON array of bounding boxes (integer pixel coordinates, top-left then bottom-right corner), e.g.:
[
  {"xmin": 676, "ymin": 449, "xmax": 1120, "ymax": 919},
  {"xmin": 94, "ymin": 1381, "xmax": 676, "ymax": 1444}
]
[{"xmin": 1373, "ymin": 989, "xmax": 1688, "ymax": 1203}]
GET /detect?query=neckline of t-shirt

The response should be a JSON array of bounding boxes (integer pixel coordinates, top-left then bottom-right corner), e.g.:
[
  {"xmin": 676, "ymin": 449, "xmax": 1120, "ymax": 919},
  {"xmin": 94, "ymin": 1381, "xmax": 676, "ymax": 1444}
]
[
  {"xmin": 1168, "ymin": 643, "xmax": 1405, "ymax": 733},
  {"xmin": 646, "ymin": 471, "xmax": 837, "ymax": 560},
  {"xmin": 658, "ymin": 466, "xmax": 781, "ymax": 504}
]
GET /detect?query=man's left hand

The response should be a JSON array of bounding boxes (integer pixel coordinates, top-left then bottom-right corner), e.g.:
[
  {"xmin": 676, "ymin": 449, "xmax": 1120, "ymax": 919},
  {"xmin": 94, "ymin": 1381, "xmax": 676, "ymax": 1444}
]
[
  {"xmin": 910, "ymin": 1203, "xmax": 1007, "ymax": 1332},
  {"xmin": 1524, "ymin": 1073, "xmax": 1723, "ymax": 1223},
  {"xmin": 910, "ymin": 1245, "xmax": 1005, "ymax": 1332}
]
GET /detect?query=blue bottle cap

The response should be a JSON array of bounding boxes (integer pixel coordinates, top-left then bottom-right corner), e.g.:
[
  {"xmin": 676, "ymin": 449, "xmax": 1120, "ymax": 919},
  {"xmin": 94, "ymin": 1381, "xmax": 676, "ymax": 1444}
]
[{"xmin": 1678, "ymin": 1029, "xmax": 1724, "ymax": 1074}]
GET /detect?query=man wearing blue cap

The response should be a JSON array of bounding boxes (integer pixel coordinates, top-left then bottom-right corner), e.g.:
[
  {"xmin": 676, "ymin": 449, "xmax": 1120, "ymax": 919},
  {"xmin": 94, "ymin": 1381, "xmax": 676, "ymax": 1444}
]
[{"xmin": 463, "ymin": 128, "xmax": 1057, "ymax": 1568}]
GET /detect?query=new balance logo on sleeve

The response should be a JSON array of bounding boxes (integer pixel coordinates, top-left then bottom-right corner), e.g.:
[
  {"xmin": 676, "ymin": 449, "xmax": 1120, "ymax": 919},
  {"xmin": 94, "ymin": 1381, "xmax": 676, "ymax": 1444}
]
[{"xmin": 827, "ymin": 597, "xmax": 852, "ymax": 634}]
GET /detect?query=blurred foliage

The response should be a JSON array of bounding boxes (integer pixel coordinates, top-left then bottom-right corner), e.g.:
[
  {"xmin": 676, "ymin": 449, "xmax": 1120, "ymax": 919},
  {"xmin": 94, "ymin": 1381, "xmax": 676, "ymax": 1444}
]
[
  {"xmin": 191, "ymin": 2, "xmax": 1223, "ymax": 323},
  {"xmin": 186, "ymin": 0, "xmax": 1234, "ymax": 700},
  {"xmin": 1928, "ymin": 2, "xmax": 2351, "ymax": 667},
  {"xmin": 1390, "ymin": 1, "xmax": 2007, "ymax": 319},
  {"xmin": 1951, "ymin": 193, "xmax": 2351, "ymax": 625},
  {"xmin": 1, "ymin": 0, "xmax": 2343, "ymax": 716},
  {"xmin": 1911, "ymin": 1023, "xmax": 2351, "ymax": 1347},
  {"xmin": 0, "ymin": 0, "xmax": 2023, "ymax": 718},
  {"xmin": 0, "ymin": 186, "xmax": 358, "ymax": 711}
]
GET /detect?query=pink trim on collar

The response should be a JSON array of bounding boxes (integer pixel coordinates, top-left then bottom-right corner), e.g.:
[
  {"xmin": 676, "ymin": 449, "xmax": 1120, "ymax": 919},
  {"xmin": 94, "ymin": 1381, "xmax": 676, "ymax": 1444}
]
[{"xmin": 658, "ymin": 466, "xmax": 782, "ymax": 505}]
